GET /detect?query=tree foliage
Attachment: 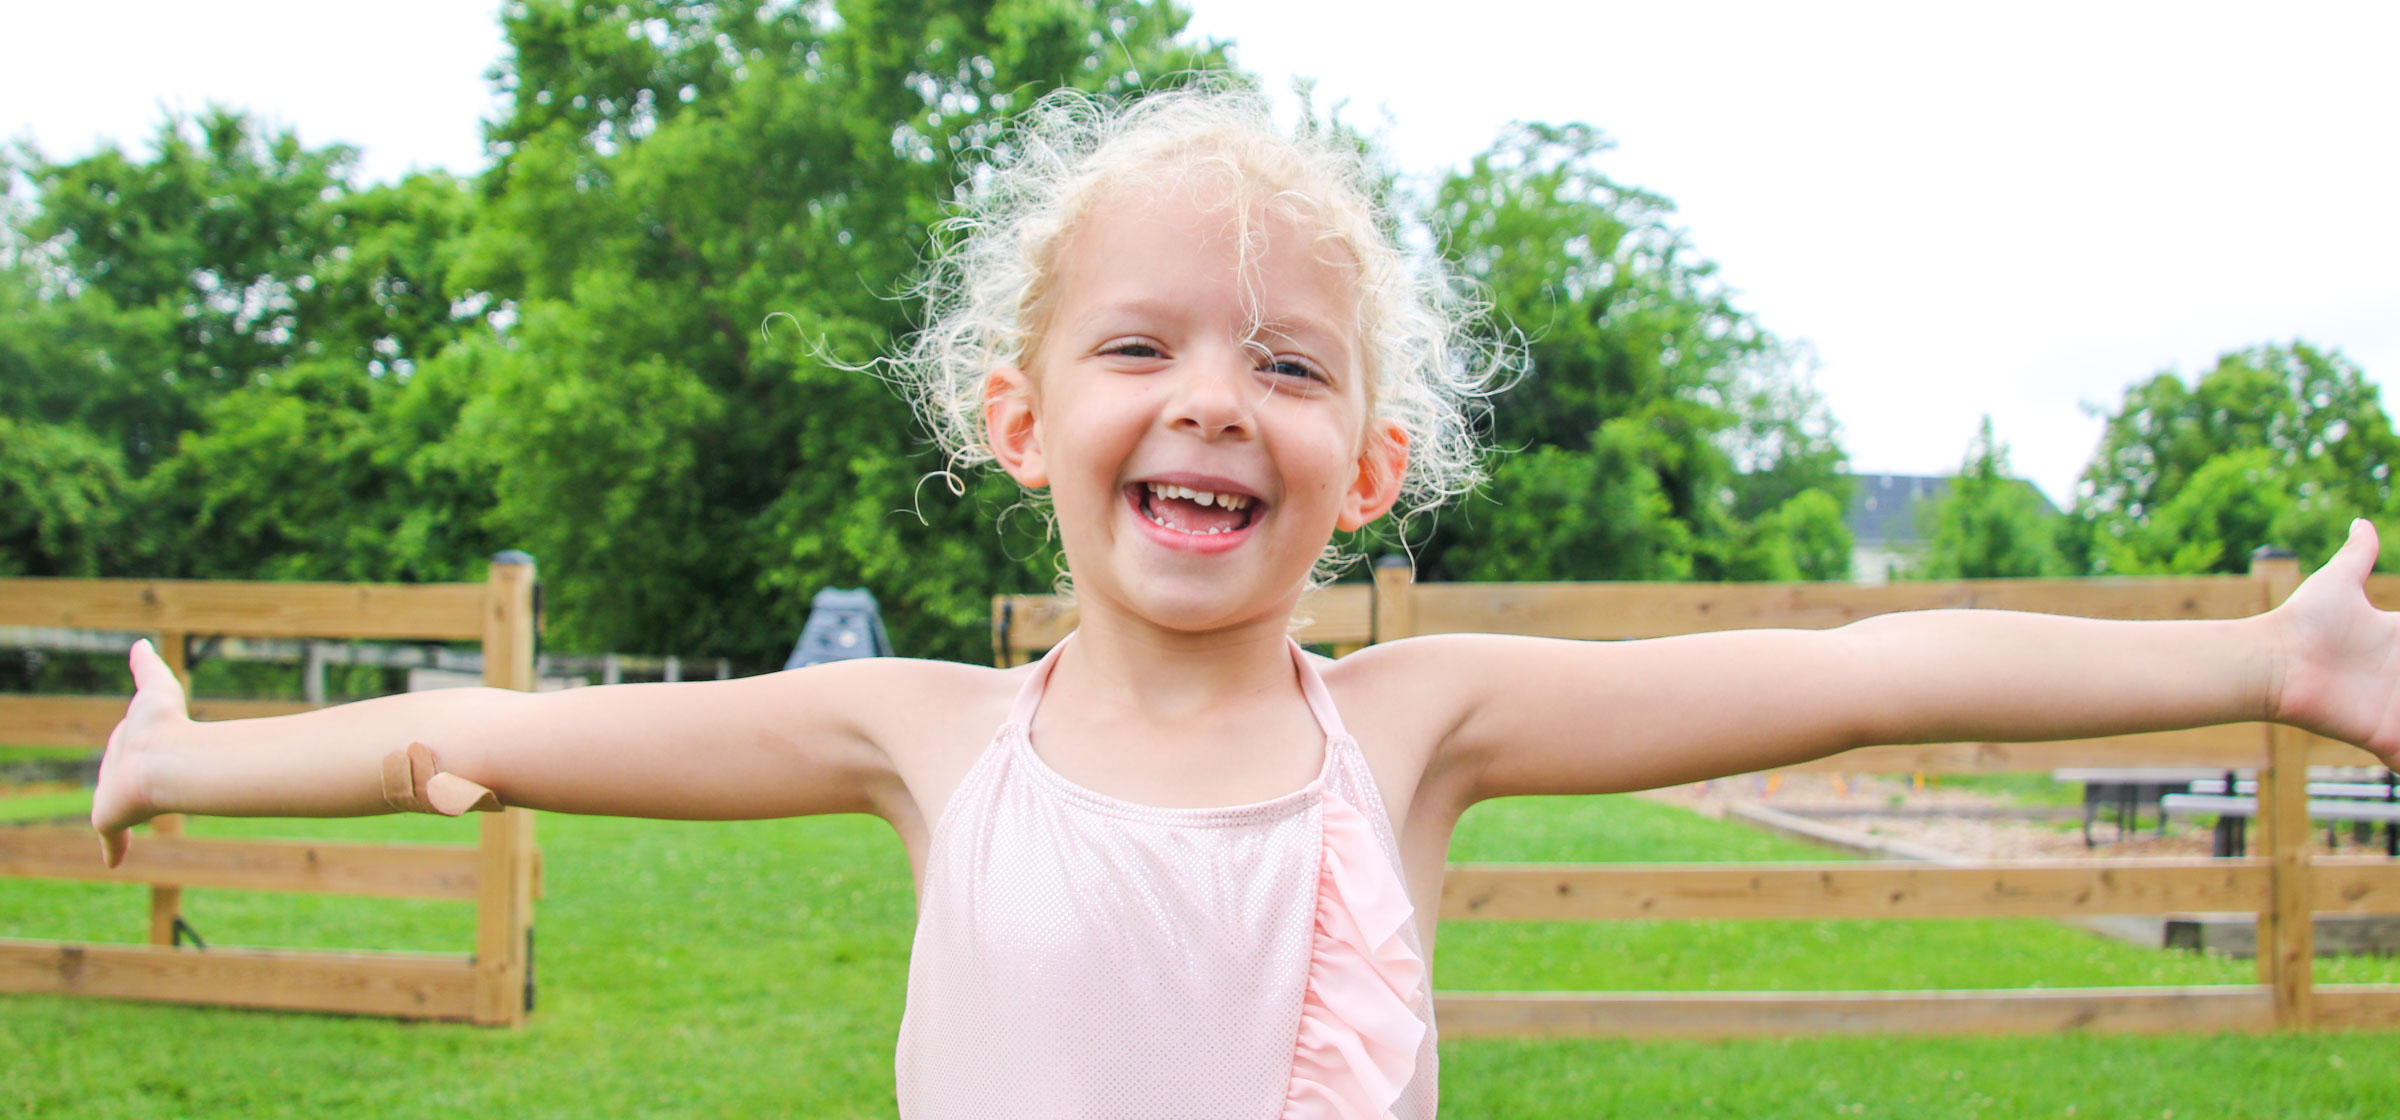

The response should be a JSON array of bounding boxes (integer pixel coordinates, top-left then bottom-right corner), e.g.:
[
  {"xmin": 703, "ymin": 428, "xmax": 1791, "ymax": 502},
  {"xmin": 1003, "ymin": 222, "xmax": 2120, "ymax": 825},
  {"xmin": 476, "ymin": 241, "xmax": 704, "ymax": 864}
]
[
  {"xmin": 1417, "ymin": 122, "xmax": 1850, "ymax": 583},
  {"xmin": 0, "ymin": 414, "xmax": 132, "ymax": 578},
  {"xmin": 3, "ymin": 3, "xmax": 1893, "ymax": 671},
  {"xmin": 2075, "ymin": 341, "xmax": 2399, "ymax": 574},
  {"xmin": 4, "ymin": 111, "xmax": 496, "ymax": 585},
  {"xmin": 443, "ymin": 0, "xmax": 1227, "ymax": 659},
  {"xmin": 27, "ymin": 6, "xmax": 2395, "ymax": 676},
  {"xmin": 5, "ymin": 110, "xmax": 354, "ymax": 471},
  {"xmin": 1908, "ymin": 417, "xmax": 2069, "ymax": 580}
]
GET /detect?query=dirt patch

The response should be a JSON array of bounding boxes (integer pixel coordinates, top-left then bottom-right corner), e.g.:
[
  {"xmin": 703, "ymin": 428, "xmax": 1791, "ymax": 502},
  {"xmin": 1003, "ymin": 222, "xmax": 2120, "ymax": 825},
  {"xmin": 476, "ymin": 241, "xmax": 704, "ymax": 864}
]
[{"xmin": 1638, "ymin": 772, "xmax": 2381, "ymax": 861}]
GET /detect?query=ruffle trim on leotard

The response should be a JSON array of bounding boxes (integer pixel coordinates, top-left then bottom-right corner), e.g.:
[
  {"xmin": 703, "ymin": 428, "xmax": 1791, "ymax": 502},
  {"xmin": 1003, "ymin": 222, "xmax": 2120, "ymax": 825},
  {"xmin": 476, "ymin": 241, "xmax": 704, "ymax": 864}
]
[{"xmin": 1282, "ymin": 793, "xmax": 1427, "ymax": 1120}]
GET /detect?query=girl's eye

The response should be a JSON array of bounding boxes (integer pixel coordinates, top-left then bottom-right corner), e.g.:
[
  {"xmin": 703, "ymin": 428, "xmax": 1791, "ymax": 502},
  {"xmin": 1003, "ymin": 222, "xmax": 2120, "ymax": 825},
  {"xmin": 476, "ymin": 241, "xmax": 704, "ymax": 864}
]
[
  {"xmin": 1102, "ymin": 340, "xmax": 1162, "ymax": 359},
  {"xmin": 1266, "ymin": 356, "xmax": 1327, "ymax": 383}
]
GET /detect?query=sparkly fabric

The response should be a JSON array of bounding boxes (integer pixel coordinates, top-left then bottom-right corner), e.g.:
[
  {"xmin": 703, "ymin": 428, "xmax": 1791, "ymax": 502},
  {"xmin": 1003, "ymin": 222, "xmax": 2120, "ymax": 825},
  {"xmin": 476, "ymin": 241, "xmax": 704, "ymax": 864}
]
[
  {"xmin": 896, "ymin": 636, "xmax": 1438, "ymax": 1119},
  {"xmin": 1283, "ymin": 794, "xmax": 1428, "ymax": 1117}
]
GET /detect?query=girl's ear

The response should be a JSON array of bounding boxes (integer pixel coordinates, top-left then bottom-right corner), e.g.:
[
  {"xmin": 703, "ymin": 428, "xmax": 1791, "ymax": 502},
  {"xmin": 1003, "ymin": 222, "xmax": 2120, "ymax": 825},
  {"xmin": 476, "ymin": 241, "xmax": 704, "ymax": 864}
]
[
  {"xmin": 983, "ymin": 365, "xmax": 1048, "ymax": 489},
  {"xmin": 1336, "ymin": 421, "xmax": 1408, "ymax": 532}
]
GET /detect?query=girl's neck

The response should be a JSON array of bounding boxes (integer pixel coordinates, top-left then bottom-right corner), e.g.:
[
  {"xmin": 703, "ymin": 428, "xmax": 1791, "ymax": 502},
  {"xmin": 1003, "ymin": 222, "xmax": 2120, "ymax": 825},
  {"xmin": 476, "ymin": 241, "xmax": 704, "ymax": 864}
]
[
  {"xmin": 1051, "ymin": 606, "xmax": 1304, "ymax": 723},
  {"xmin": 1028, "ymin": 605, "xmax": 1328, "ymax": 808}
]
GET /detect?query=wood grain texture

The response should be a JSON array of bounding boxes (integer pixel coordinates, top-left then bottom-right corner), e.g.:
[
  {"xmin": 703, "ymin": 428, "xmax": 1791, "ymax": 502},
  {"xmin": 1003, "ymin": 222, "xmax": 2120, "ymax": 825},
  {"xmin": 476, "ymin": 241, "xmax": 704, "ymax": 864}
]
[
  {"xmin": 1406, "ymin": 575, "xmax": 2267, "ymax": 640},
  {"xmin": 1439, "ymin": 860, "xmax": 2275, "ymax": 921},
  {"xmin": 0, "ymin": 940, "xmax": 477, "ymax": 1020},
  {"xmin": 2312, "ymin": 985, "xmax": 2400, "ymax": 1030},
  {"xmin": 473, "ymin": 557, "xmax": 539, "ymax": 1026},
  {"xmin": 0, "ymin": 826, "xmax": 481, "ymax": 900},
  {"xmin": 0, "ymin": 577, "xmax": 487, "ymax": 639},
  {"xmin": 0, "ymin": 695, "xmax": 321, "ymax": 749},
  {"xmin": 0, "ymin": 564, "xmax": 540, "ymax": 1026},
  {"xmin": 1777, "ymin": 730, "xmax": 2377, "ymax": 774},
  {"xmin": 1433, "ymin": 986, "xmax": 2276, "ymax": 1039}
]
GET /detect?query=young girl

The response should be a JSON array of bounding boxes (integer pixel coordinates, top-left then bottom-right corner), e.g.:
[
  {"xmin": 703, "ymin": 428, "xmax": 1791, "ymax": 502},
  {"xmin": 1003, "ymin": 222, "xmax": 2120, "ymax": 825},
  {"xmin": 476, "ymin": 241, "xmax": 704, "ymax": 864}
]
[{"xmin": 91, "ymin": 87, "xmax": 2400, "ymax": 1119}]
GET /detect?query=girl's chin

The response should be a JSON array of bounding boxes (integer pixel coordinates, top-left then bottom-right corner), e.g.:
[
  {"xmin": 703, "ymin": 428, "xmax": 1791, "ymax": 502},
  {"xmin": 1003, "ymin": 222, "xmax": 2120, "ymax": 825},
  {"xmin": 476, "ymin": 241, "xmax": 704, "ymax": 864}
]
[{"xmin": 1098, "ymin": 583, "xmax": 1309, "ymax": 637}]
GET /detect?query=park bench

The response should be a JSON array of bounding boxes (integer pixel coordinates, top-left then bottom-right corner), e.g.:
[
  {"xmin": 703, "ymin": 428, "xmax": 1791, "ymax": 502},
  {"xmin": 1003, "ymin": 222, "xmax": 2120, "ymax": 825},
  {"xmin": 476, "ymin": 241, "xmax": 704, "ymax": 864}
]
[
  {"xmin": 2186, "ymin": 776, "xmax": 2399, "ymax": 799},
  {"xmin": 2052, "ymin": 767, "xmax": 2226, "ymax": 846},
  {"xmin": 2159, "ymin": 791, "xmax": 2400, "ymax": 857}
]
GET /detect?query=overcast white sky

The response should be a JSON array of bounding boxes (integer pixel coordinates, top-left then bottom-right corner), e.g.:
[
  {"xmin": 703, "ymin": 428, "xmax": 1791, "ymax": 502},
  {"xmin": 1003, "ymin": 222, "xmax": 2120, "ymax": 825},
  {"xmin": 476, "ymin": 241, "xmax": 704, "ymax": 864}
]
[{"xmin": 9, "ymin": 1, "xmax": 2396, "ymax": 504}]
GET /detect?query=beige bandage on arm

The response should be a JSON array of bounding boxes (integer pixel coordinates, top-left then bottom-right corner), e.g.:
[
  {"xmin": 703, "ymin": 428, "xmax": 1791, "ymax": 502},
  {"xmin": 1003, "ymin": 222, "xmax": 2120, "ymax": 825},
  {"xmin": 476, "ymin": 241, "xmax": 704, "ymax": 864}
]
[{"xmin": 380, "ymin": 741, "xmax": 501, "ymax": 815}]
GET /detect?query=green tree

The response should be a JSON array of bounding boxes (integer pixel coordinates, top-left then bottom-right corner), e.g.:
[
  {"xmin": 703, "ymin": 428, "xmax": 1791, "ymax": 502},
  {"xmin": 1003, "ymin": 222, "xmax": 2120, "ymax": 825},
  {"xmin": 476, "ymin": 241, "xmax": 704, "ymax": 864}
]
[
  {"xmin": 2096, "ymin": 448, "xmax": 2297, "ymax": 575},
  {"xmin": 7, "ymin": 111, "xmax": 354, "ymax": 470},
  {"xmin": 1909, "ymin": 417, "xmax": 2068, "ymax": 580},
  {"xmin": 139, "ymin": 170, "xmax": 496, "ymax": 584},
  {"xmin": 1419, "ymin": 122, "xmax": 1849, "ymax": 582},
  {"xmin": 447, "ymin": 0, "xmax": 1228, "ymax": 661},
  {"xmin": 1736, "ymin": 487, "xmax": 1853, "ymax": 582},
  {"xmin": 0, "ymin": 415, "xmax": 133, "ymax": 578},
  {"xmin": 3, "ymin": 113, "xmax": 491, "ymax": 583},
  {"xmin": 2076, "ymin": 341, "xmax": 2398, "ymax": 573}
]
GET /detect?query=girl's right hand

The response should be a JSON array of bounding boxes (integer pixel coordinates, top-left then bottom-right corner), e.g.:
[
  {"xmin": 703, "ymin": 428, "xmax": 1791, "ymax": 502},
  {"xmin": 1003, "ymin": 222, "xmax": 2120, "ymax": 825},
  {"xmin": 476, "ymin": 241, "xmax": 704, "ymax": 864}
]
[{"xmin": 92, "ymin": 639, "xmax": 188, "ymax": 868}]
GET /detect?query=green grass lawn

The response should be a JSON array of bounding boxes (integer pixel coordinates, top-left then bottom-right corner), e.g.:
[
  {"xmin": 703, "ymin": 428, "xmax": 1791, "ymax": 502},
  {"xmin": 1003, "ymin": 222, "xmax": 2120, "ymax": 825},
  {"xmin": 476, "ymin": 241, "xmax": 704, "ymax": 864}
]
[
  {"xmin": 4, "ymin": 796, "xmax": 2396, "ymax": 1118},
  {"xmin": 0, "ymin": 789, "xmax": 92, "ymax": 825}
]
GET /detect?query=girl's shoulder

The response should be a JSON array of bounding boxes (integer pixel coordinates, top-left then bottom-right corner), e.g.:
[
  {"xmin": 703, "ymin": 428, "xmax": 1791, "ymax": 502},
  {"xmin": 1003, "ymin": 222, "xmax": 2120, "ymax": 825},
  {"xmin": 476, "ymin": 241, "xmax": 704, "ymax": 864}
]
[
  {"xmin": 1313, "ymin": 633, "xmax": 1581, "ymax": 779},
  {"xmin": 796, "ymin": 654, "xmax": 1026, "ymax": 743},
  {"xmin": 803, "ymin": 656, "xmax": 1028, "ymax": 852},
  {"xmin": 1314, "ymin": 633, "xmax": 1495, "ymax": 704},
  {"xmin": 1313, "ymin": 636, "xmax": 1493, "ymax": 765}
]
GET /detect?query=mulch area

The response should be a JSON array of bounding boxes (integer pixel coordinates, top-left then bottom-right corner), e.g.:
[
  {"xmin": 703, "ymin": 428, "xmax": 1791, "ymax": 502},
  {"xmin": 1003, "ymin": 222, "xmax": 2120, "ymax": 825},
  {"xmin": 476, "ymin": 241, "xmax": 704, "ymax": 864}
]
[{"xmin": 1639, "ymin": 772, "xmax": 2382, "ymax": 861}]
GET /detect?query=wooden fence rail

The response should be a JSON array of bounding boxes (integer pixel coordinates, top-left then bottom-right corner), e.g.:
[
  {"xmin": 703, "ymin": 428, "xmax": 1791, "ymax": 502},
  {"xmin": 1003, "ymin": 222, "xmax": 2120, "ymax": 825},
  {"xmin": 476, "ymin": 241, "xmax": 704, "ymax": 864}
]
[
  {"xmin": 0, "ymin": 556, "xmax": 540, "ymax": 1025},
  {"xmin": 995, "ymin": 553, "xmax": 2400, "ymax": 1038}
]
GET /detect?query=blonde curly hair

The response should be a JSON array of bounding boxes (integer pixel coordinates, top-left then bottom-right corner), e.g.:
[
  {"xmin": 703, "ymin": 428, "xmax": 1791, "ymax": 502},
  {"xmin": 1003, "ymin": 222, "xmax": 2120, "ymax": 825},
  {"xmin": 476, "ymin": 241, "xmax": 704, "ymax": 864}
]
[{"xmin": 893, "ymin": 82, "xmax": 1504, "ymax": 570}]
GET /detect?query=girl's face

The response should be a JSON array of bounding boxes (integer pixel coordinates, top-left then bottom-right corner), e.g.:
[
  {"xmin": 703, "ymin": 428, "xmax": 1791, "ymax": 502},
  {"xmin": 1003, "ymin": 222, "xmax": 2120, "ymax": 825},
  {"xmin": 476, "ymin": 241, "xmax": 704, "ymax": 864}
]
[{"xmin": 985, "ymin": 186, "xmax": 1406, "ymax": 638}]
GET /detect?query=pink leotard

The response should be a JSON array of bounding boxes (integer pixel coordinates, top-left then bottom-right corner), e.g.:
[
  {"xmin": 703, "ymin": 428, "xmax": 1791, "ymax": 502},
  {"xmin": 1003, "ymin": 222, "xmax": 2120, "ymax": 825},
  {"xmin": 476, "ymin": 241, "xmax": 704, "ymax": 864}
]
[{"xmin": 896, "ymin": 635, "xmax": 1438, "ymax": 1118}]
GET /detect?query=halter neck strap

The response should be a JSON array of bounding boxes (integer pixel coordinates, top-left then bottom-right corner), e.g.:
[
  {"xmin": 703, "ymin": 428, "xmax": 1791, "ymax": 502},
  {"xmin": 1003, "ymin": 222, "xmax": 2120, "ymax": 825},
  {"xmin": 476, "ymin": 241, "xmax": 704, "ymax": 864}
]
[
  {"xmin": 1285, "ymin": 637, "xmax": 1352, "ymax": 743},
  {"xmin": 1003, "ymin": 633, "xmax": 1352, "ymax": 743},
  {"xmin": 1005, "ymin": 638, "xmax": 1066, "ymax": 728}
]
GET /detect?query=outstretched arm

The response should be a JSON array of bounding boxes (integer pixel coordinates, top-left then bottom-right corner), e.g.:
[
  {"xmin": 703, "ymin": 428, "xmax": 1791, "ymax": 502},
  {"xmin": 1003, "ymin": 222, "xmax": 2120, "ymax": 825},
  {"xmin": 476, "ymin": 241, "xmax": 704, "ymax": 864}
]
[
  {"xmin": 1425, "ymin": 519, "xmax": 2397, "ymax": 801},
  {"xmin": 91, "ymin": 641, "xmax": 918, "ymax": 866}
]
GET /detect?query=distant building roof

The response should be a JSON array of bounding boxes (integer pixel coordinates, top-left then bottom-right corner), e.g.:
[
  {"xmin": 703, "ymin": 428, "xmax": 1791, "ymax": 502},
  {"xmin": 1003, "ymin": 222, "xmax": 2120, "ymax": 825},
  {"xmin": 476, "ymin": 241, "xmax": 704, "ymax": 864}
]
[{"xmin": 1845, "ymin": 473, "xmax": 2059, "ymax": 547}]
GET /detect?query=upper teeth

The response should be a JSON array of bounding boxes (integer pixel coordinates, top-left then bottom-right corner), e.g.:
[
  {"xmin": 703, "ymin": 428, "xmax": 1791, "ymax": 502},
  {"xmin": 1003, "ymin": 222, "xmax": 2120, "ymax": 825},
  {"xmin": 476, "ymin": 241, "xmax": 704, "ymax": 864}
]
[{"xmin": 1147, "ymin": 482, "xmax": 1253, "ymax": 510}]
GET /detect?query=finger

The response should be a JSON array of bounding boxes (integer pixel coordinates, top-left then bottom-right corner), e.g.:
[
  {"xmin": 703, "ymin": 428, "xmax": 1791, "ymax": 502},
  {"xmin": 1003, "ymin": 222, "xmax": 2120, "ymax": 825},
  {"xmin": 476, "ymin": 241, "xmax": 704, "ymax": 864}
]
[
  {"xmin": 2320, "ymin": 518, "xmax": 2381, "ymax": 587},
  {"xmin": 128, "ymin": 639, "xmax": 187, "ymax": 705}
]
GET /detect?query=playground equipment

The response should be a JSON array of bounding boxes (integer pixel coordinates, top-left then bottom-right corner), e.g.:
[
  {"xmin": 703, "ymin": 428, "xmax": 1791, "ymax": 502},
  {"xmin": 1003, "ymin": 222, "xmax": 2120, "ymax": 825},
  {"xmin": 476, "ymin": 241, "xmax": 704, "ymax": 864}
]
[
  {"xmin": 0, "ymin": 555, "xmax": 541, "ymax": 1025},
  {"xmin": 783, "ymin": 587, "xmax": 894, "ymax": 670}
]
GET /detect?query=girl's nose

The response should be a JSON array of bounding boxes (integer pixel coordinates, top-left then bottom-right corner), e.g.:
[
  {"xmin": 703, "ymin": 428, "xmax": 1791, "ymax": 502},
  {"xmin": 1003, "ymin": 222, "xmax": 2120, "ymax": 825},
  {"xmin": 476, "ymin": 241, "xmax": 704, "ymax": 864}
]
[{"xmin": 1168, "ymin": 343, "xmax": 1260, "ymax": 440}]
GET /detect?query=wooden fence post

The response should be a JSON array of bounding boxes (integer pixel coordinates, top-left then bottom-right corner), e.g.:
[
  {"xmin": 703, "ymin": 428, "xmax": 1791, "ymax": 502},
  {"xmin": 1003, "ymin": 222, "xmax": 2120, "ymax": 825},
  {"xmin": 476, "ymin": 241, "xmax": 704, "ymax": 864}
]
[
  {"xmin": 148, "ymin": 631, "xmax": 190, "ymax": 948},
  {"xmin": 475, "ymin": 551, "xmax": 539, "ymax": 1026},
  {"xmin": 1372, "ymin": 556, "xmax": 1414, "ymax": 646},
  {"xmin": 2249, "ymin": 546, "xmax": 2313, "ymax": 1027}
]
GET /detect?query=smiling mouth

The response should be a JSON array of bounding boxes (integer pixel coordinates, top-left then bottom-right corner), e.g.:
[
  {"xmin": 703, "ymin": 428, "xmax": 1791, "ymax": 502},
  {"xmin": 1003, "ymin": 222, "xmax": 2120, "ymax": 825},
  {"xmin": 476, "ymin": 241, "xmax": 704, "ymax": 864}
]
[{"xmin": 1131, "ymin": 481, "xmax": 1262, "ymax": 535}]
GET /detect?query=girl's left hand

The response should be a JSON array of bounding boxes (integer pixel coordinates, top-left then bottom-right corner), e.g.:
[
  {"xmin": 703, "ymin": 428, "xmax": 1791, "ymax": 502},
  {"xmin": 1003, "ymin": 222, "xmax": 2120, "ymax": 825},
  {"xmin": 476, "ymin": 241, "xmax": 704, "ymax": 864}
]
[
  {"xmin": 93, "ymin": 638, "xmax": 186, "ymax": 867},
  {"xmin": 2270, "ymin": 519, "xmax": 2400, "ymax": 766}
]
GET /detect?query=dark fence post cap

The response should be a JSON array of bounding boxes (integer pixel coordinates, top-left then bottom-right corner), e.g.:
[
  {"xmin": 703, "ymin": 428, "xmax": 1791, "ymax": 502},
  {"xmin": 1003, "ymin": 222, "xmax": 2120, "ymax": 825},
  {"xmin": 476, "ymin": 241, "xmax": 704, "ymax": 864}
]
[
  {"xmin": 2249, "ymin": 545, "xmax": 2296, "ymax": 562},
  {"xmin": 490, "ymin": 549, "xmax": 536, "ymax": 567},
  {"xmin": 1375, "ymin": 554, "xmax": 1411, "ymax": 570}
]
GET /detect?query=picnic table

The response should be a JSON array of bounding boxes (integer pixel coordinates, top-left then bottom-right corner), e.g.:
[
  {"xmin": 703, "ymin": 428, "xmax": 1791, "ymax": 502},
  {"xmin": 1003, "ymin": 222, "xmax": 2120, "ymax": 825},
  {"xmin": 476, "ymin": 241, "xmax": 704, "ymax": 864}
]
[
  {"xmin": 2157, "ymin": 769, "xmax": 2400, "ymax": 857},
  {"xmin": 2159, "ymin": 792, "xmax": 2400, "ymax": 857}
]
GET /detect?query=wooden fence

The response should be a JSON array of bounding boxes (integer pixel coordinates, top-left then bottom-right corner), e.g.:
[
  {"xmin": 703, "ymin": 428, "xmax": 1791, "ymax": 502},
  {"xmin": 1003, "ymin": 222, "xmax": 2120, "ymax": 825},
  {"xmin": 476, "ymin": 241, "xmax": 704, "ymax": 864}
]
[
  {"xmin": 0, "ymin": 557, "xmax": 541, "ymax": 1025},
  {"xmin": 995, "ymin": 553, "xmax": 2400, "ymax": 1038}
]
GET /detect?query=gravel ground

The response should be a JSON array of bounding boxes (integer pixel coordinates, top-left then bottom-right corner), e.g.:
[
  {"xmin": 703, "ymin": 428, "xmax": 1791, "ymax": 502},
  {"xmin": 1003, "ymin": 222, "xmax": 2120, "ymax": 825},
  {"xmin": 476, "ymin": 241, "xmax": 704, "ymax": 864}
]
[{"xmin": 1639, "ymin": 773, "xmax": 2384, "ymax": 861}]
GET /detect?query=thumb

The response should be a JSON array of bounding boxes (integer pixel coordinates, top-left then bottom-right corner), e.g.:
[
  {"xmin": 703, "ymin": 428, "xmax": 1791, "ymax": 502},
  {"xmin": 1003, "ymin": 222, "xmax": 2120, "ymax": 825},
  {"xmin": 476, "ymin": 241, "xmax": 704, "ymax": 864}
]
[
  {"xmin": 99, "ymin": 826, "xmax": 128, "ymax": 870},
  {"xmin": 2320, "ymin": 518, "xmax": 2381, "ymax": 587},
  {"xmin": 129, "ymin": 639, "xmax": 187, "ymax": 708}
]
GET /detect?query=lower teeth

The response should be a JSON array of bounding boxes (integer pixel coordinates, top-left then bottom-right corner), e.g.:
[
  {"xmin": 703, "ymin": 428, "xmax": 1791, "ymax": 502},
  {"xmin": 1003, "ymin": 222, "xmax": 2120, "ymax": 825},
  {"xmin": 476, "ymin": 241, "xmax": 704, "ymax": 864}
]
[{"xmin": 1144, "ymin": 507, "xmax": 1237, "ymax": 535}]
